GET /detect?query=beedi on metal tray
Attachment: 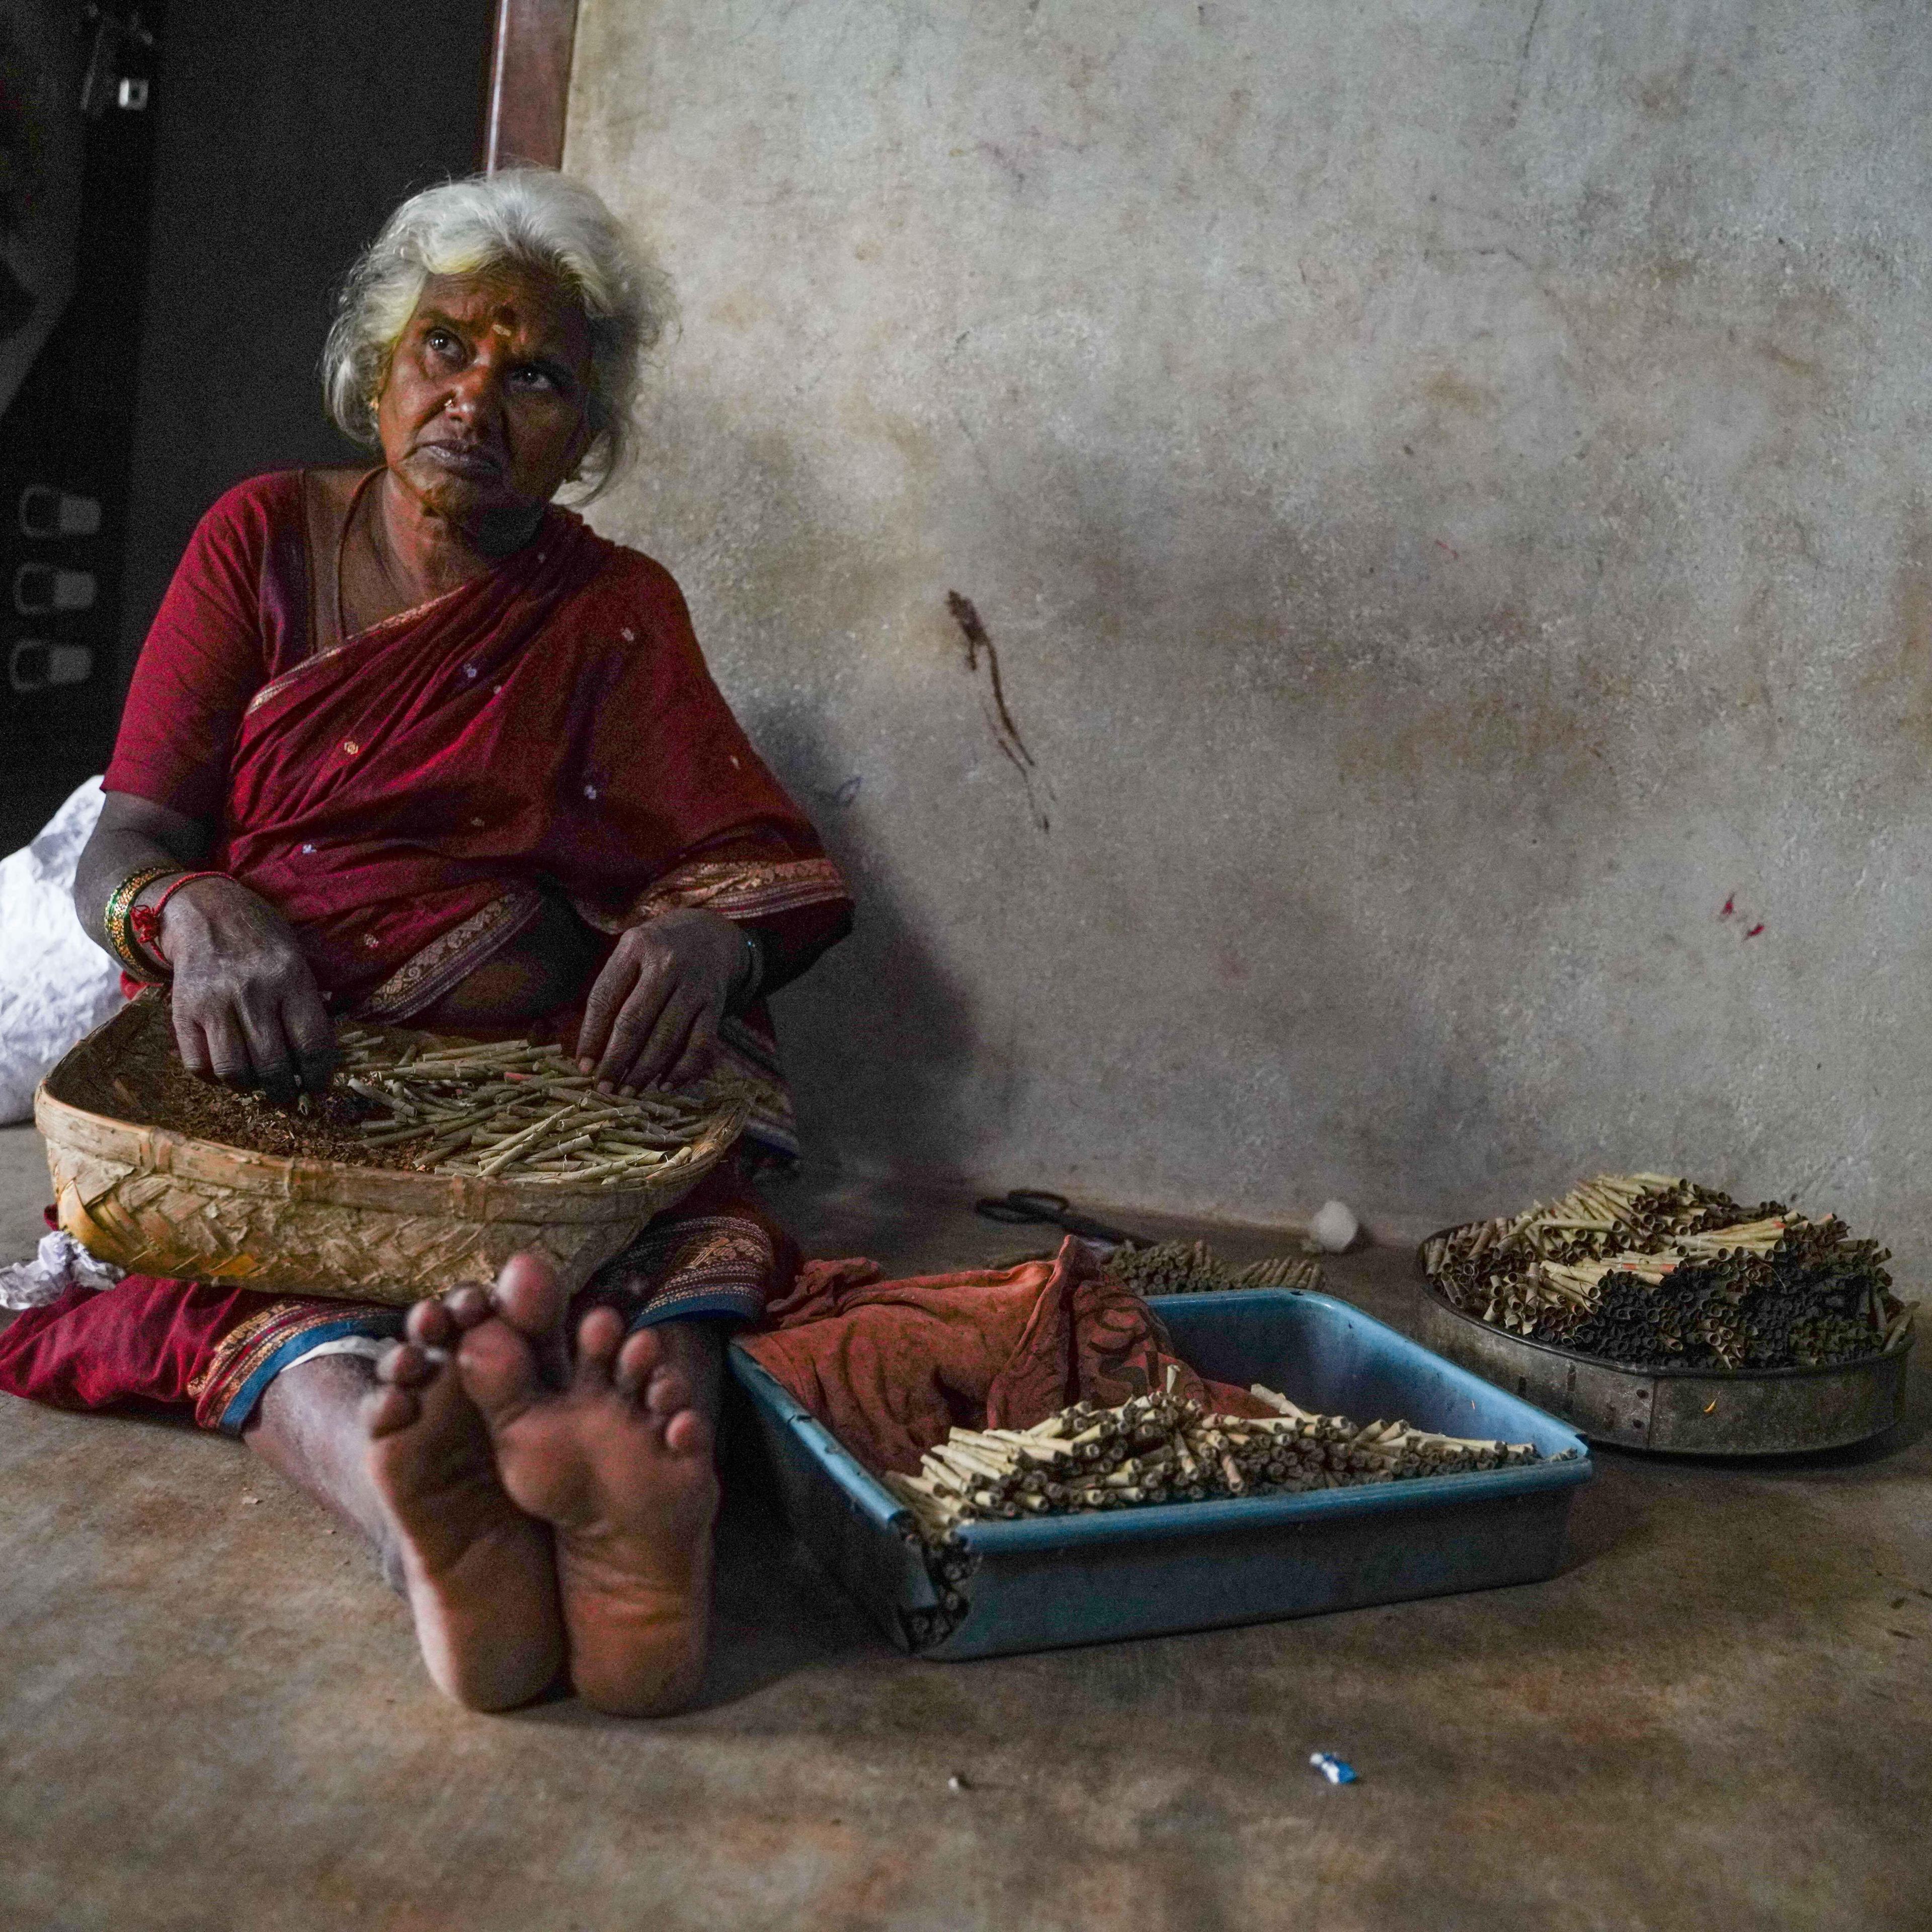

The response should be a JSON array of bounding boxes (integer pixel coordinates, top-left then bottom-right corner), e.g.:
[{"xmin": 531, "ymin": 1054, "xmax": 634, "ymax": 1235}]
[{"xmin": 1416, "ymin": 1171, "xmax": 1916, "ymax": 1454}]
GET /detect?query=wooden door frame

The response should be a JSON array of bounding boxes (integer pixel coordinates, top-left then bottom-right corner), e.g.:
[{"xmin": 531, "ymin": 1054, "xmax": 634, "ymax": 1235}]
[{"xmin": 484, "ymin": 0, "xmax": 580, "ymax": 171}]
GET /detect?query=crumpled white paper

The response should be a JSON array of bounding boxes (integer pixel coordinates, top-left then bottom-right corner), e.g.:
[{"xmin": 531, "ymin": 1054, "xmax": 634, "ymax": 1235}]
[
  {"xmin": 1311, "ymin": 1198, "xmax": 1360, "ymax": 1253},
  {"xmin": 0, "ymin": 1229, "xmax": 124, "ymax": 1310},
  {"xmin": 0, "ymin": 775, "xmax": 123, "ymax": 1124}
]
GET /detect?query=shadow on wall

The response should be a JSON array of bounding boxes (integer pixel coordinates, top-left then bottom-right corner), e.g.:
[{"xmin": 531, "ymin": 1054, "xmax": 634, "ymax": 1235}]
[
  {"xmin": 636, "ymin": 383, "xmax": 1543, "ymax": 1216},
  {"xmin": 642, "ymin": 403, "xmax": 983, "ymax": 1181},
  {"xmin": 753, "ymin": 710, "xmax": 986, "ymax": 1186},
  {"xmin": 631, "ymin": 337, "xmax": 1864, "ymax": 1234}
]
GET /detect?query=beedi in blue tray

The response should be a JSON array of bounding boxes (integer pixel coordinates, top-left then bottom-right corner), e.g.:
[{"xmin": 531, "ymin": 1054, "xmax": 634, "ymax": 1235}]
[{"xmin": 730, "ymin": 1289, "xmax": 1594, "ymax": 1661}]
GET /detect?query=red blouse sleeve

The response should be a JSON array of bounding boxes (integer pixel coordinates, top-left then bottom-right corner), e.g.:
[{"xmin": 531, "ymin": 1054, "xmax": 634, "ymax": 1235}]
[{"xmin": 103, "ymin": 473, "xmax": 305, "ymax": 825}]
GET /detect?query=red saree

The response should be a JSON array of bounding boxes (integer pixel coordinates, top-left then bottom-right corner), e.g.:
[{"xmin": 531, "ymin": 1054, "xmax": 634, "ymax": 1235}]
[
  {"xmin": 0, "ymin": 470, "xmax": 849, "ymax": 1432},
  {"xmin": 0, "ymin": 1163, "xmax": 798, "ymax": 1434},
  {"xmin": 740, "ymin": 1239, "xmax": 1275, "ymax": 1477},
  {"xmin": 104, "ymin": 470, "xmax": 851, "ymax": 1142}
]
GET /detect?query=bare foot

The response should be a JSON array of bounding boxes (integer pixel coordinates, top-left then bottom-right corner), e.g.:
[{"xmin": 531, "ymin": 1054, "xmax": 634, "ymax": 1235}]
[
  {"xmin": 364, "ymin": 1289, "xmax": 565, "ymax": 1712},
  {"xmin": 454, "ymin": 1256, "xmax": 720, "ymax": 1716}
]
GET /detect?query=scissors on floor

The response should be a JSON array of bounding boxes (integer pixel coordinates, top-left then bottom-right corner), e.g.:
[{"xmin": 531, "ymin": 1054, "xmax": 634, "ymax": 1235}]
[{"xmin": 972, "ymin": 1188, "xmax": 1142, "ymax": 1247}]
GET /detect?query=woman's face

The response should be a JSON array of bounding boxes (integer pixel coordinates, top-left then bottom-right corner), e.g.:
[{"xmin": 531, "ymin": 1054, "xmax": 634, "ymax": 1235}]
[{"xmin": 376, "ymin": 262, "xmax": 595, "ymax": 534}]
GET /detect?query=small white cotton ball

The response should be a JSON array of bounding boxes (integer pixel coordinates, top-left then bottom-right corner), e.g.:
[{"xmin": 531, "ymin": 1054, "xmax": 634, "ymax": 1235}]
[{"xmin": 1311, "ymin": 1199, "xmax": 1358, "ymax": 1253}]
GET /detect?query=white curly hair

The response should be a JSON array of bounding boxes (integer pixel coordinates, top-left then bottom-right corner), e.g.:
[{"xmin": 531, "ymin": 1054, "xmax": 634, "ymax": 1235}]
[{"xmin": 320, "ymin": 169, "xmax": 671, "ymax": 501}]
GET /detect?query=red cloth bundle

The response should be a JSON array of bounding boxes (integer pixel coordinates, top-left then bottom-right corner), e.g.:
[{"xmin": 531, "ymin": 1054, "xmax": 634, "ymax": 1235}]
[{"xmin": 738, "ymin": 1236, "xmax": 1273, "ymax": 1476}]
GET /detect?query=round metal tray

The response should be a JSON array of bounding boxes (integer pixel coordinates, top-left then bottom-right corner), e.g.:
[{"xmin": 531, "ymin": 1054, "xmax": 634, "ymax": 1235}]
[{"xmin": 1413, "ymin": 1236, "xmax": 1913, "ymax": 1456}]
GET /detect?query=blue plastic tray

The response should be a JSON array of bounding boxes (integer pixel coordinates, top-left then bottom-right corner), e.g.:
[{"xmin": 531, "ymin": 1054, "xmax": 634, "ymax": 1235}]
[{"xmin": 729, "ymin": 1289, "xmax": 1593, "ymax": 1660}]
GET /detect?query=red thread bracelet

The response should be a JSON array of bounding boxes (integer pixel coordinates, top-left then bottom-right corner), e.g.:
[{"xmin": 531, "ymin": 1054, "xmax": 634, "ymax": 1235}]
[{"xmin": 128, "ymin": 871, "xmax": 228, "ymax": 968}]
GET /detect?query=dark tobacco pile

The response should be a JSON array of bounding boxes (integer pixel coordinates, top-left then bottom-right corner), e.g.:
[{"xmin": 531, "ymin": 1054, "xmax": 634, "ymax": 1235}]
[
  {"xmin": 1104, "ymin": 1238, "xmax": 1323, "ymax": 1298},
  {"xmin": 1424, "ymin": 1172, "xmax": 1912, "ymax": 1372},
  {"xmin": 60, "ymin": 997, "xmax": 413, "ymax": 1169}
]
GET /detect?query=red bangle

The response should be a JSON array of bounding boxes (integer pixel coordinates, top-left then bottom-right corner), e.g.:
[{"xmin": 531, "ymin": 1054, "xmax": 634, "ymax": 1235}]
[{"xmin": 128, "ymin": 871, "xmax": 227, "ymax": 967}]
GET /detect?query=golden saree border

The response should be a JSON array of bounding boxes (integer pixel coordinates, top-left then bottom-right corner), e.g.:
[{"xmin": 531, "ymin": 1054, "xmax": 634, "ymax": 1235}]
[
  {"xmin": 190, "ymin": 1297, "xmax": 403, "ymax": 1434},
  {"xmin": 241, "ymin": 573, "xmax": 480, "ymax": 719},
  {"xmin": 242, "ymin": 479, "xmax": 537, "ymax": 720},
  {"xmin": 356, "ymin": 884, "xmax": 547, "ymax": 1023},
  {"xmin": 576, "ymin": 855, "xmax": 851, "ymax": 935},
  {"xmin": 587, "ymin": 1213, "xmax": 779, "ymax": 1329}
]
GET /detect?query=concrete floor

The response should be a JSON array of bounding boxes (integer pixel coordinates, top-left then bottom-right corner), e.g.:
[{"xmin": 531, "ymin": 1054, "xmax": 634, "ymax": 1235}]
[{"xmin": 1, "ymin": 1121, "xmax": 1926, "ymax": 1931}]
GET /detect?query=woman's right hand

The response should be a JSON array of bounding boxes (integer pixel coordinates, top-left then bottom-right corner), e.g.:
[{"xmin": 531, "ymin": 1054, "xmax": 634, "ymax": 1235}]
[{"xmin": 157, "ymin": 877, "xmax": 338, "ymax": 1103}]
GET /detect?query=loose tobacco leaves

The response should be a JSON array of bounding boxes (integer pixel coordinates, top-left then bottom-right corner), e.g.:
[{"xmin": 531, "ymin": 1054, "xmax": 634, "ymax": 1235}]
[
  {"xmin": 1104, "ymin": 1238, "xmax": 1323, "ymax": 1297},
  {"xmin": 1422, "ymin": 1172, "xmax": 1915, "ymax": 1371}
]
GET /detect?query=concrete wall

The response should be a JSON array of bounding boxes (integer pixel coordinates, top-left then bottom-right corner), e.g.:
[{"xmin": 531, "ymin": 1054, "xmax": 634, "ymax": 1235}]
[{"xmin": 566, "ymin": 1, "xmax": 1932, "ymax": 1259}]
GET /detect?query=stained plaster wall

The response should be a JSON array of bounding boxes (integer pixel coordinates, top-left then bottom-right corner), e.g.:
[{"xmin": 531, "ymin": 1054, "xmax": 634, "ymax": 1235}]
[{"xmin": 566, "ymin": 1, "xmax": 1932, "ymax": 1260}]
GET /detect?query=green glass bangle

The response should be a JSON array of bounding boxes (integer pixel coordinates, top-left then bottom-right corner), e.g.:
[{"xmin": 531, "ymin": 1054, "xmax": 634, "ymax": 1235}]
[{"xmin": 103, "ymin": 864, "xmax": 179, "ymax": 978}]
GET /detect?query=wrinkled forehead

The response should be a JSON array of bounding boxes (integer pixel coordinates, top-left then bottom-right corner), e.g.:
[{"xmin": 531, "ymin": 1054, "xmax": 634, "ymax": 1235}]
[{"xmin": 411, "ymin": 264, "xmax": 593, "ymax": 367}]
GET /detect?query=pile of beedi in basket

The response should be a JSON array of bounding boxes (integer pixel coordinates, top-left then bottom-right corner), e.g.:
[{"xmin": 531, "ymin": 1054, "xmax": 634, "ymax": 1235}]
[
  {"xmin": 73, "ymin": 997, "xmax": 751, "ymax": 1188},
  {"xmin": 1422, "ymin": 1172, "xmax": 1915, "ymax": 1371},
  {"xmin": 879, "ymin": 1367, "xmax": 1555, "ymax": 1542},
  {"xmin": 40, "ymin": 998, "xmax": 758, "ymax": 1304},
  {"xmin": 328, "ymin": 1026, "xmax": 743, "ymax": 1185}
]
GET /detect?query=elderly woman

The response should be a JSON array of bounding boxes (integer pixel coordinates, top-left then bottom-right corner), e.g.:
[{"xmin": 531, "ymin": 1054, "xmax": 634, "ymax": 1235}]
[{"xmin": 0, "ymin": 172, "xmax": 852, "ymax": 1714}]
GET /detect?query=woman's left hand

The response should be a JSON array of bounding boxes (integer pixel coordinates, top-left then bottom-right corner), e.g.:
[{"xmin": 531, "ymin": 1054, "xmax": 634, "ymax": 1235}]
[{"xmin": 575, "ymin": 907, "xmax": 746, "ymax": 1094}]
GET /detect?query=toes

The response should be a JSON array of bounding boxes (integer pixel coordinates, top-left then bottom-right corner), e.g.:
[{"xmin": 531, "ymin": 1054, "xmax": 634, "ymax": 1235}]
[
  {"xmin": 645, "ymin": 1364, "xmax": 694, "ymax": 1417},
  {"xmin": 490, "ymin": 1252, "xmax": 566, "ymax": 1342},
  {"xmin": 608, "ymin": 1330, "xmax": 696, "ymax": 1420},
  {"xmin": 456, "ymin": 1317, "xmax": 546, "ymax": 1431},
  {"xmin": 611, "ymin": 1325, "xmax": 707, "ymax": 1447},
  {"xmin": 442, "ymin": 1284, "xmax": 494, "ymax": 1330},
  {"xmin": 377, "ymin": 1339, "xmax": 437, "ymax": 1389},
  {"xmin": 663, "ymin": 1407, "xmax": 712, "ymax": 1458},
  {"xmin": 613, "ymin": 1325, "xmax": 663, "ymax": 1398},
  {"xmin": 573, "ymin": 1306, "xmax": 624, "ymax": 1391},
  {"xmin": 404, "ymin": 1299, "xmax": 456, "ymax": 1349},
  {"xmin": 363, "ymin": 1381, "xmax": 421, "ymax": 1439},
  {"xmin": 405, "ymin": 1282, "xmax": 499, "ymax": 1350}
]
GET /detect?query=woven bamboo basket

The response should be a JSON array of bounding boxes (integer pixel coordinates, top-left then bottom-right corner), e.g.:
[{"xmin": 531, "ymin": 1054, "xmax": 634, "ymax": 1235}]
[{"xmin": 35, "ymin": 1001, "xmax": 750, "ymax": 1306}]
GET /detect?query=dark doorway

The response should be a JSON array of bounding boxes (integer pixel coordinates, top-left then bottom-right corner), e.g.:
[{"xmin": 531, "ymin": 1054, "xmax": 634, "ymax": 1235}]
[
  {"xmin": 1, "ymin": 2, "xmax": 166, "ymax": 854},
  {"xmin": 0, "ymin": 1, "xmax": 494, "ymax": 855}
]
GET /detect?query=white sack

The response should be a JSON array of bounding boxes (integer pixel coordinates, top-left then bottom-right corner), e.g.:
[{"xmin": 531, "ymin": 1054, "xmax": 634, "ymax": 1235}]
[
  {"xmin": 0, "ymin": 1229, "xmax": 123, "ymax": 1310},
  {"xmin": 0, "ymin": 776, "xmax": 122, "ymax": 1123}
]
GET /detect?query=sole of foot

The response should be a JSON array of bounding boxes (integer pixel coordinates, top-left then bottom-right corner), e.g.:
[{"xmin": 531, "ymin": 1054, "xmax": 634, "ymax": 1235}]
[
  {"xmin": 455, "ymin": 1255, "xmax": 720, "ymax": 1717},
  {"xmin": 364, "ymin": 1288, "xmax": 565, "ymax": 1712}
]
